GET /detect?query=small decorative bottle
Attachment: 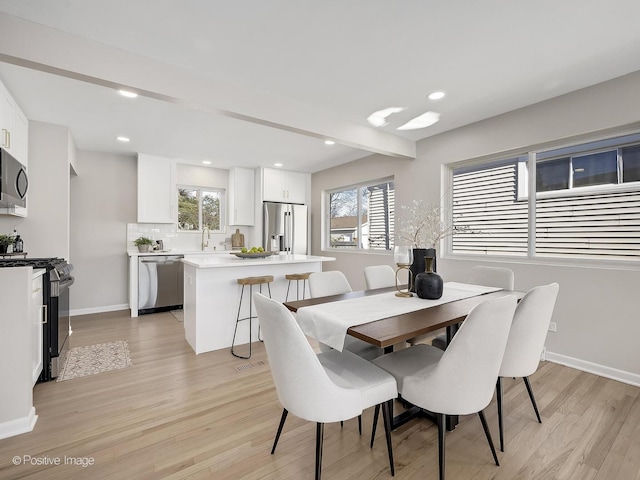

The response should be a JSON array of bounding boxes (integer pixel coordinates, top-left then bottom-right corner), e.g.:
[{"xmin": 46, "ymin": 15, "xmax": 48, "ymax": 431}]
[
  {"xmin": 414, "ymin": 256, "xmax": 443, "ymax": 300},
  {"xmin": 14, "ymin": 235, "xmax": 23, "ymax": 253}
]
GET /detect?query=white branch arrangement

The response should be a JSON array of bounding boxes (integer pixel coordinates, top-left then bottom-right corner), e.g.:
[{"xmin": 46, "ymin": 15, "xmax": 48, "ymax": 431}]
[{"xmin": 396, "ymin": 199, "xmax": 468, "ymax": 249}]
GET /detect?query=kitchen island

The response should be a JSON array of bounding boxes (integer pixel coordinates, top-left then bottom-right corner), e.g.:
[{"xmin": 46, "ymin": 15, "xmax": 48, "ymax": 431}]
[{"xmin": 182, "ymin": 254, "xmax": 335, "ymax": 354}]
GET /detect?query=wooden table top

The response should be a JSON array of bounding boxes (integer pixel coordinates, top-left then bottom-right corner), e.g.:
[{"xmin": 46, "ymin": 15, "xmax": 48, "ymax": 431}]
[{"xmin": 284, "ymin": 287, "xmax": 524, "ymax": 349}]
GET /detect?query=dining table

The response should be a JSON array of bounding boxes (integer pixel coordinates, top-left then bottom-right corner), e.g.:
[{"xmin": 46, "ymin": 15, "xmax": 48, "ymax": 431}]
[{"xmin": 284, "ymin": 281, "xmax": 525, "ymax": 430}]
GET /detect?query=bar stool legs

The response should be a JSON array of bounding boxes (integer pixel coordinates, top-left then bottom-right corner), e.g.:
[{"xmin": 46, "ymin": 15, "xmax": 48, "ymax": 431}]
[
  {"xmin": 232, "ymin": 275, "xmax": 273, "ymax": 359},
  {"xmin": 285, "ymin": 272, "xmax": 312, "ymax": 301}
]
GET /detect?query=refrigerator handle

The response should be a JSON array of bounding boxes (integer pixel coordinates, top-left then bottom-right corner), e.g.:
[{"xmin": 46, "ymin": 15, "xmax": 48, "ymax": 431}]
[{"xmin": 285, "ymin": 211, "xmax": 291, "ymax": 252}]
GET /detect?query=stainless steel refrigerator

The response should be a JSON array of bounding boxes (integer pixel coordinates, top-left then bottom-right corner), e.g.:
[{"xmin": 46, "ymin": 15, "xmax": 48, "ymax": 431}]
[{"xmin": 263, "ymin": 202, "xmax": 308, "ymax": 254}]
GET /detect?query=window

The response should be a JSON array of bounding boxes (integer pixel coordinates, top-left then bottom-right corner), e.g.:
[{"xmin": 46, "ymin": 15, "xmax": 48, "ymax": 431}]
[
  {"xmin": 450, "ymin": 133, "xmax": 640, "ymax": 262},
  {"xmin": 326, "ymin": 179, "xmax": 394, "ymax": 251},
  {"xmin": 178, "ymin": 187, "xmax": 224, "ymax": 232}
]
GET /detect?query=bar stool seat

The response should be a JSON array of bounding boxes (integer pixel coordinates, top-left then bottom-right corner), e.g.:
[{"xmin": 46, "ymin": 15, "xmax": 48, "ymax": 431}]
[
  {"xmin": 232, "ymin": 275, "xmax": 274, "ymax": 359},
  {"xmin": 285, "ymin": 272, "xmax": 311, "ymax": 301}
]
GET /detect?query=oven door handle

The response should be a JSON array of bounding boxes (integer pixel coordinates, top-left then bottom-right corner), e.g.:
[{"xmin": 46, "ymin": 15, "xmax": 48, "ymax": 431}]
[{"xmin": 59, "ymin": 276, "xmax": 75, "ymax": 290}]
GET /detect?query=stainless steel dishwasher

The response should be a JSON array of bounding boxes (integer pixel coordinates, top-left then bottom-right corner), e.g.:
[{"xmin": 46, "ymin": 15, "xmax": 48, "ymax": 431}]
[{"xmin": 138, "ymin": 255, "xmax": 184, "ymax": 314}]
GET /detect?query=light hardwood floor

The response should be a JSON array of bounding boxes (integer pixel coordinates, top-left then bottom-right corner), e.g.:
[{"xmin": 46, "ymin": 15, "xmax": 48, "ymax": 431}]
[{"xmin": 1, "ymin": 309, "xmax": 639, "ymax": 480}]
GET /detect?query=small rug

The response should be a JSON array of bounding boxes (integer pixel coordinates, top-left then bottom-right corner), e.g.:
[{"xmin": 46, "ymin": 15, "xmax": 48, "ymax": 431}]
[
  {"xmin": 57, "ymin": 341, "xmax": 132, "ymax": 382},
  {"xmin": 170, "ymin": 310, "xmax": 184, "ymax": 322}
]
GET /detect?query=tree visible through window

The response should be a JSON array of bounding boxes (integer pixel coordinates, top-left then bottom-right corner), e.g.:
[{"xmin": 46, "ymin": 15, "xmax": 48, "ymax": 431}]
[
  {"xmin": 178, "ymin": 187, "xmax": 223, "ymax": 231},
  {"xmin": 327, "ymin": 179, "xmax": 394, "ymax": 250}
]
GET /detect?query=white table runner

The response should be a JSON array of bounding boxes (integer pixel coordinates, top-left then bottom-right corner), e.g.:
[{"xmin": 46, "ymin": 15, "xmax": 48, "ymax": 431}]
[{"xmin": 296, "ymin": 282, "xmax": 501, "ymax": 351}]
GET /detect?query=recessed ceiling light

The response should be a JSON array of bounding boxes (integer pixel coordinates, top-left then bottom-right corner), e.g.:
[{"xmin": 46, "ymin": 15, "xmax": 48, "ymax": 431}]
[
  {"xmin": 274, "ymin": 163, "xmax": 283, "ymax": 167},
  {"xmin": 428, "ymin": 91, "xmax": 446, "ymax": 100},
  {"xmin": 202, "ymin": 160, "xmax": 212, "ymax": 165},
  {"xmin": 324, "ymin": 140, "xmax": 335, "ymax": 145},
  {"xmin": 367, "ymin": 107, "xmax": 404, "ymax": 127},
  {"xmin": 397, "ymin": 111, "xmax": 440, "ymax": 130},
  {"xmin": 118, "ymin": 89, "xmax": 138, "ymax": 98},
  {"xmin": 116, "ymin": 136, "xmax": 130, "ymax": 142}
]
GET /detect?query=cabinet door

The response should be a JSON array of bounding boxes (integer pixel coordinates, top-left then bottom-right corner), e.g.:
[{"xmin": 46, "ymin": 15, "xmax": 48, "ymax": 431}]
[
  {"xmin": 31, "ymin": 275, "xmax": 43, "ymax": 385},
  {"xmin": 228, "ymin": 167, "xmax": 255, "ymax": 225},
  {"xmin": 0, "ymin": 83, "xmax": 15, "ymax": 155},
  {"xmin": 285, "ymin": 171, "xmax": 309, "ymax": 204},
  {"xmin": 262, "ymin": 168, "xmax": 287, "ymax": 202},
  {"xmin": 137, "ymin": 154, "xmax": 176, "ymax": 223}
]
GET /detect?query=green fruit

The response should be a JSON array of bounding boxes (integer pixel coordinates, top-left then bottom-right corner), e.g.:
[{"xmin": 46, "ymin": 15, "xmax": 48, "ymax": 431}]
[
  {"xmin": 241, "ymin": 247, "xmax": 248, "ymax": 253},
  {"xmin": 257, "ymin": 246, "xmax": 264, "ymax": 252}
]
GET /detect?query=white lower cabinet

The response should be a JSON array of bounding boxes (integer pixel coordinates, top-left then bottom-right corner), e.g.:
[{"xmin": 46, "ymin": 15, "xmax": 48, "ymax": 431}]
[
  {"xmin": 31, "ymin": 272, "xmax": 44, "ymax": 385},
  {"xmin": 0, "ymin": 267, "xmax": 40, "ymax": 440}
]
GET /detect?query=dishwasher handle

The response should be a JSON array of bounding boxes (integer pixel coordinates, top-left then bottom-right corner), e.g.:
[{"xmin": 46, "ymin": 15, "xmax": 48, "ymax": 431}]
[{"xmin": 140, "ymin": 255, "xmax": 184, "ymax": 264}]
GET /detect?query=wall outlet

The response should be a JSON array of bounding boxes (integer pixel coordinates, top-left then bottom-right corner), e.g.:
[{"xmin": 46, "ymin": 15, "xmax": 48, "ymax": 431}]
[{"xmin": 548, "ymin": 322, "xmax": 557, "ymax": 332}]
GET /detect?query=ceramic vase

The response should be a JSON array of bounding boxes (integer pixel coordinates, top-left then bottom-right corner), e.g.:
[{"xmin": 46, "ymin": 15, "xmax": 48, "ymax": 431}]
[
  {"xmin": 415, "ymin": 256, "xmax": 443, "ymax": 299},
  {"xmin": 409, "ymin": 248, "xmax": 436, "ymax": 292}
]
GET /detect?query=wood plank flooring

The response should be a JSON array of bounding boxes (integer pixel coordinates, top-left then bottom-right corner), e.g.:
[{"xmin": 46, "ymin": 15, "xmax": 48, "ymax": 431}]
[{"xmin": 1, "ymin": 309, "xmax": 638, "ymax": 479}]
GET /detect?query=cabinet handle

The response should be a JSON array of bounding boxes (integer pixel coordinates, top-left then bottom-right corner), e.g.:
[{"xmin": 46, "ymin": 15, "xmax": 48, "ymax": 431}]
[
  {"xmin": 41, "ymin": 304, "xmax": 47, "ymax": 324},
  {"xmin": 1, "ymin": 129, "xmax": 9, "ymax": 148}
]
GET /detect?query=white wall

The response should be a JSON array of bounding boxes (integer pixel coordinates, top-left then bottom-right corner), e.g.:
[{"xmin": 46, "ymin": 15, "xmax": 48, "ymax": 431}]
[
  {"xmin": 311, "ymin": 70, "xmax": 640, "ymax": 384},
  {"xmin": 0, "ymin": 121, "xmax": 71, "ymax": 259},
  {"xmin": 70, "ymin": 150, "xmax": 137, "ymax": 314}
]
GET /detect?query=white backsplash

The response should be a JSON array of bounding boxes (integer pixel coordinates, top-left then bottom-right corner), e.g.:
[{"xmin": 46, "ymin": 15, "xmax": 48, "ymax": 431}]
[{"xmin": 126, "ymin": 223, "xmax": 237, "ymax": 252}]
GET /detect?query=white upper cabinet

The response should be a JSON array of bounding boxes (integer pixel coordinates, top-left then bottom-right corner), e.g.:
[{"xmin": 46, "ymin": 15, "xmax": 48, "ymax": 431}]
[
  {"xmin": 0, "ymin": 79, "xmax": 29, "ymax": 217},
  {"xmin": 137, "ymin": 153, "xmax": 177, "ymax": 223},
  {"xmin": 228, "ymin": 167, "xmax": 255, "ymax": 225},
  {"xmin": 262, "ymin": 168, "xmax": 309, "ymax": 204}
]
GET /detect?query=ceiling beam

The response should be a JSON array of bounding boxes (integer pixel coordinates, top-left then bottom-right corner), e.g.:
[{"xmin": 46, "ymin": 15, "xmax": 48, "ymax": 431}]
[{"xmin": 0, "ymin": 12, "xmax": 415, "ymax": 160}]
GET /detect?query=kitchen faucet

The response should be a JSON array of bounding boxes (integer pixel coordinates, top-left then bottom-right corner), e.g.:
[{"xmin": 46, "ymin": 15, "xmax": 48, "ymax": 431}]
[{"xmin": 201, "ymin": 226, "xmax": 210, "ymax": 251}]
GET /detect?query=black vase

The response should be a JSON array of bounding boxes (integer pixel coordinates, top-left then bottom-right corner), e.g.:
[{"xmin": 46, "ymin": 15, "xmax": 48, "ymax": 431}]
[
  {"xmin": 0, "ymin": 244, "xmax": 7, "ymax": 254},
  {"xmin": 415, "ymin": 256, "xmax": 443, "ymax": 300},
  {"xmin": 409, "ymin": 248, "xmax": 436, "ymax": 292}
]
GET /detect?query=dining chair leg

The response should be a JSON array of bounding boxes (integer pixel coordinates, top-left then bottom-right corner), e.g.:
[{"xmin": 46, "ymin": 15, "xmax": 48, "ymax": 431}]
[
  {"xmin": 478, "ymin": 410, "xmax": 500, "ymax": 466},
  {"xmin": 496, "ymin": 377, "xmax": 505, "ymax": 452},
  {"xmin": 271, "ymin": 408, "xmax": 288, "ymax": 454},
  {"xmin": 436, "ymin": 413, "xmax": 446, "ymax": 480},
  {"xmin": 370, "ymin": 404, "xmax": 380, "ymax": 448},
  {"xmin": 523, "ymin": 376, "xmax": 542, "ymax": 423},
  {"xmin": 358, "ymin": 415, "xmax": 362, "ymax": 435},
  {"xmin": 382, "ymin": 400, "xmax": 395, "ymax": 476},
  {"xmin": 315, "ymin": 422, "xmax": 324, "ymax": 480}
]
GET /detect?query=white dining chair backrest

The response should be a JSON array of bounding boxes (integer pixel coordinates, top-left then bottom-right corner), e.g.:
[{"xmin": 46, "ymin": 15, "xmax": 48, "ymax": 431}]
[
  {"xmin": 308, "ymin": 271, "xmax": 352, "ymax": 298},
  {"xmin": 402, "ymin": 295, "xmax": 517, "ymax": 415},
  {"xmin": 364, "ymin": 265, "xmax": 396, "ymax": 290},
  {"xmin": 467, "ymin": 266, "xmax": 515, "ymax": 290},
  {"xmin": 499, "ymin": 283, "xmax": 559, "ymax": 378},
  {"xmin": 252, "ymin": 292, "xmax": 362, "ymax": 423}
]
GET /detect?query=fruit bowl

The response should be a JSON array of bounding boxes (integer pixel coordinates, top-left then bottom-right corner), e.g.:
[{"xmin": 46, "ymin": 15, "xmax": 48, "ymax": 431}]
[{"xmin": 231, "ymin": 252, "xmax": 275, "ymax": 259}]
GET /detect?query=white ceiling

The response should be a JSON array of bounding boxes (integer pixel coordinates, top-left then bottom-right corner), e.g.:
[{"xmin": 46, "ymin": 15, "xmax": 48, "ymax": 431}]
[{"xmin": 1, "ymin": 1, "xmax": 640, "ymax": 172}]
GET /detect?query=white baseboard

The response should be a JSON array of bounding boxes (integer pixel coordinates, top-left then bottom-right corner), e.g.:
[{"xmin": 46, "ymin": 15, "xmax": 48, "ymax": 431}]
[
  {"xmin": 0, "ymin": 407, "xmax": 37, "ymax": 440},
  {"xmin": 70, "ymin": 303, "xmax": 129, "ymax": 317},
  {"xmin": 546, "ymin": 351, "xmax": 640, "ymax": 387}
]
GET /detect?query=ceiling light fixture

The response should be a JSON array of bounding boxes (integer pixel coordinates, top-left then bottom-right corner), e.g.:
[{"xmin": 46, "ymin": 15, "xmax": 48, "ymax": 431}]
[
  {"xmin": 324, "ymin": 140, "xmax": 335, "ymax": 145},
  {"xmin": 367, "ymin": 107, "xmax": 404, "ymax": 127},
  {"xmin": 397, "ymin": 111, "xmax": 441, "ymax": 130},
  {"xmin": 118, "ymin": 89, "xmax": 138, "ymax": 98},
  {"xmin": 116, "ymin": 136, "xmax": 130, "ymax": 142},
  {"xmin": 274, "ymin": 163, "xmax": 283, "ymax": 167},
  {"xmin": 428, "ymin": 91, "xmax": 446, "ymax": 100},
  {"xmin": 202, "ymin": 160, "xmax": 212, "ymax": 165}
]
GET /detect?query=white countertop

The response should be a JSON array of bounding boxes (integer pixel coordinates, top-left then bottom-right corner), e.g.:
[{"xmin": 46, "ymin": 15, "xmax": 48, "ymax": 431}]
[
  {"xmin": 181, "ymin": 253, "xmax": 335, "ymax": 268},
  {"xmin": 127, "ymin": 249, "xmax": 241, "ymax": 257}
]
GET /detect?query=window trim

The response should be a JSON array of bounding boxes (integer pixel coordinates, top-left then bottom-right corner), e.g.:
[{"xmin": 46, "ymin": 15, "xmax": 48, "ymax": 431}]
[
  {"xmin": 177, "ymin": 184, "xmax": 225, "ymax": 233},
  {"xmin": 445, "ymin": 131, "xmax": 640, "ymax": 268},
  {"xmin": 323, "ymin": 177, "xmax": 394, "ymax": 253}
]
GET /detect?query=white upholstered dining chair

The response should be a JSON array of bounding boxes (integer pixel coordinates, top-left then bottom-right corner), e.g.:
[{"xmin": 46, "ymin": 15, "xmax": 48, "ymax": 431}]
[
  {"xmin": 423, "ymin": 265, "xmax": 515, "ymax": 349},
  {"xmin": 497, "ymin": 282, "xmax": 559, "ymax": 452},
  {"xmin": 372, "ymin": 294, "xmax": 518, "ymax": 480},
  {"xmin": 308, "ymin": 271, "xmax": 384, "ymax": 362},
  {"xmin": 252, "ymin": 292, "xmax": 398, "ymax": 480},
  {"xmin": 364, "ymin": 265, "xmax": 396, "ymax": 290}
]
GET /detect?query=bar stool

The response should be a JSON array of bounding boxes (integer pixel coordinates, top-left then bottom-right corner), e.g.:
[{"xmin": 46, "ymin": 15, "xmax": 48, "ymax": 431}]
[
  {"xmin": 285, "ymin": 272, "xmax": 311, "ymax": 301},
  {"xmin": 232, "ymin": 275, "xmax": 274, "ymax": 359}
]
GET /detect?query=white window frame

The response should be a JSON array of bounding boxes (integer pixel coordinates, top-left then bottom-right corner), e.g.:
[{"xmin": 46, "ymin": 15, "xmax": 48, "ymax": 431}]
[
  {"xmin": 177, "ymin": 185, "xmax": 225, "ymax": 233},
  {"xmin": 322, "ymin": 177, "xmax": 394, "ymax": 253}
]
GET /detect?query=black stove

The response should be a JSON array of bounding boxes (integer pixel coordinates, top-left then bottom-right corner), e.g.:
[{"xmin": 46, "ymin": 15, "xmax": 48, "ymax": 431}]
[{"xmin": 0, "ymin": 257, "xmax": 74, "ymax": 381}]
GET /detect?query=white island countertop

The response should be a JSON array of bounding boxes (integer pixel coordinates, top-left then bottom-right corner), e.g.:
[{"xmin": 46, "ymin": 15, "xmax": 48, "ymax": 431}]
[
  {"xmin": 182, "ymin": 254, "xmax": 334, "ymax": 354},
  {"xmin": 182, "ymin": 253, "xmax": 335, "ymax": 269}
]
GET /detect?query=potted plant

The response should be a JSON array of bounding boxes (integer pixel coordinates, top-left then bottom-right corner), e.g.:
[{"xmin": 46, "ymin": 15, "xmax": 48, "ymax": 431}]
[
  {"xmin": 0, "ymin": 234, "xmax": 16, "ymax": 254},
  {"xmin": 134, "ymin": 236, "xmax": 154, "ymax": 253}
]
